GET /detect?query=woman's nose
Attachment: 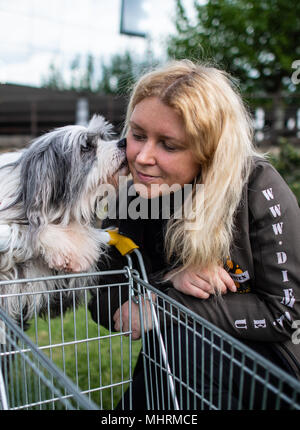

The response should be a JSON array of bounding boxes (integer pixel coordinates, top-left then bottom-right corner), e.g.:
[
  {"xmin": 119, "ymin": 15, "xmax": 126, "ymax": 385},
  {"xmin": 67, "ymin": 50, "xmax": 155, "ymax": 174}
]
[{"xmin": 135, "ymin": 141, "xmax": 156, "ymax": 165}]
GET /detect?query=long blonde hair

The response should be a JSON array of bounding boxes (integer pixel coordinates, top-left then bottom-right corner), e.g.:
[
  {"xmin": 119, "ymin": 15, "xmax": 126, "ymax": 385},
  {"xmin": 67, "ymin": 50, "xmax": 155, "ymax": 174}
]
[{"xmin": 124, "ymin": 60, "xmax": 262, "ymax": 275}]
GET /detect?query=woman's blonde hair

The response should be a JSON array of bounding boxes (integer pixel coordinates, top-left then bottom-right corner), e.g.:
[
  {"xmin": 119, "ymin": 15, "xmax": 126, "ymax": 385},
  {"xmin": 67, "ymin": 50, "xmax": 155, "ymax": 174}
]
[{"xmin": 124, "ymin": 60, "xmax": 262, "ymax": 279}]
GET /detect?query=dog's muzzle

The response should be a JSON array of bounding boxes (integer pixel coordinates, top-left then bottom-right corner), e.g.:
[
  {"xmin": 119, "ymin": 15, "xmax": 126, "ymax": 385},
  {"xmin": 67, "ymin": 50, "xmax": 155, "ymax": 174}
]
[{"xmin": 117, "ymin": 138, "xmax": 127, "ymax": 149}]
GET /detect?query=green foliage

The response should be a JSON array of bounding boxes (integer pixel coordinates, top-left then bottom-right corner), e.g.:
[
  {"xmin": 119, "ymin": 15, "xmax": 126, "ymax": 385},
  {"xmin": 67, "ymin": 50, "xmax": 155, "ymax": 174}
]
[
  {"xmin": 98, "ymin": 51, "xmax": 136, "ymax": 95},
  {"xmin": 168, "ymin": 0, "xmax": 300, "ymax": 95},
  {"xmin": 42, "ymin": 54, "xmax": 99, "ymax": 92},
  {"xmin": 269, "ymin": 139, "xmax": 300, "ymax": 203},
  {"xmin": 42, "ymin": 50, "xmax": 159, "ymax": 95},
  {"xmin": 97, "ymin": 50, "xmax": 158, "ymax": 96}
]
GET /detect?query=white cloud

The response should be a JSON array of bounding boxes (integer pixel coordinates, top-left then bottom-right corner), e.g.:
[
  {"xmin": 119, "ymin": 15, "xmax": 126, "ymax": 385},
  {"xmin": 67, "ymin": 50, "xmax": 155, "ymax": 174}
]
[{"xmin": 0, "ymin": 0, "xmax": 197, "ymax": 87}]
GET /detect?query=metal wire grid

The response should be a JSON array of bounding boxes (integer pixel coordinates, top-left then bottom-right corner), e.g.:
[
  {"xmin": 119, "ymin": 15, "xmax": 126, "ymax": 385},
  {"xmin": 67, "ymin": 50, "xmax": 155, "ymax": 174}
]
[
  {"xmin": 131, "ymin": 270, "xmax": 300, "ymax": 410},
  {"xmin": 0, "ymin": 270, "xmax": 138, "ymax": 410},
  {"xmin": 0, "ymin": 306, "xmax": 98, "ymax": 410},
  {"xmin": 0, "ymin": 249, "xmax": 299, "ymax": 410}
]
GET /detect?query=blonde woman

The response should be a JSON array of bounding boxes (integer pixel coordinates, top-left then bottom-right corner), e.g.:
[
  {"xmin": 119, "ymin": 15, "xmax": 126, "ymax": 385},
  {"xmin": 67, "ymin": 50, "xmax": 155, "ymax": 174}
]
[{"xmin": 89, "ymin": 60, "xmax": 300, "ymax": 409}]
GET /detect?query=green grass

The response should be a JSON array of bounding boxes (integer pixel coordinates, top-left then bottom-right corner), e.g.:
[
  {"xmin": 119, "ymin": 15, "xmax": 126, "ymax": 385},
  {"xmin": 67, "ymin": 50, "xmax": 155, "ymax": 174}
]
[{"xmin": 26, "ymin": 306, "xmax": 141, "ymax": 409}]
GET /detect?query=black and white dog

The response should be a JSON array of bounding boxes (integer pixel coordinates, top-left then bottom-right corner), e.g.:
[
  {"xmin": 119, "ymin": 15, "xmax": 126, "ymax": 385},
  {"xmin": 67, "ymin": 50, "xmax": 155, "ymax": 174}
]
[{"xmin": 0, "ymin": 115, "xmax": 128, "ymax": 327}]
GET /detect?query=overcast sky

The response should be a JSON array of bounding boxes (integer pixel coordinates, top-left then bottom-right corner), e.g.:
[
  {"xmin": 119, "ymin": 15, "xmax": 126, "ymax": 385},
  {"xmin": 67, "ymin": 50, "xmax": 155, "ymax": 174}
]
[{"xmin": 0, "ymin": 0, "xmax": 196, "ymax": 87}]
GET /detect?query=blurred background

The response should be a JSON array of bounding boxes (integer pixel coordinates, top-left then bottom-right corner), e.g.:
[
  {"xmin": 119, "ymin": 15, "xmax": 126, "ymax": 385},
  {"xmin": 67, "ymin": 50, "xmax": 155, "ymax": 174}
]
[{"xmin": 0, "ymin": 0, "xmax": 300, "ymax": 200}]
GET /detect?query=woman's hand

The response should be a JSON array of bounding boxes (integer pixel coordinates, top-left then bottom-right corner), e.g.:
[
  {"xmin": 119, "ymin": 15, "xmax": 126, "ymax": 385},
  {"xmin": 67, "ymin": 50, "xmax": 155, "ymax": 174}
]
[
  {"xmin": 166, "ymin": 266, "xmax": 237, "ymax": 299},
  {"xmin": 113, "ymin": 295, "xmax": 155, "ymax": 340}
]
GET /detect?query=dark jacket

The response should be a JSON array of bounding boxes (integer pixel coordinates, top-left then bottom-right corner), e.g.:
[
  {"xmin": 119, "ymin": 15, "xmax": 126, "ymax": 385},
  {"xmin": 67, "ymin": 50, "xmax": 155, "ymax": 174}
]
[{"xmin": 89, "ymin": 157, "xmax": 300, "ymax": 377}]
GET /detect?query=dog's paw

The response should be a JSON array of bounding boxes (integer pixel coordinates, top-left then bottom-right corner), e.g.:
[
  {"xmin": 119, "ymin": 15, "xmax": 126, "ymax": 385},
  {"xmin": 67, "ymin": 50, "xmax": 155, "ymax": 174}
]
[
  {"xmin": 38, "ymin": 223, "xmax": 100, "ymax": 273},
  {"xmin": 45, "ymin": 248, "xmax": 96, "ymax": 273},
  {"xmin": 46, "ymin": 251, "xmax": 70, "ymax": 271},
  {"xmin": 63, "ymin": 254, "xmax": 93, "ymax": 273}
]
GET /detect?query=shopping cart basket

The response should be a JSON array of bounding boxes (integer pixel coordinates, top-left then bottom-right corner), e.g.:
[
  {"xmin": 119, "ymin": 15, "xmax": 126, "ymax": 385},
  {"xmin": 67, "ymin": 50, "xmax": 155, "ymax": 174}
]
[
  {"xmin": 0, "ymin": 232, "xmax": 300, "ymax": 410},
  {"xmin": 0, "ymin": 306, "xmax": 99, "ymax": 410}
]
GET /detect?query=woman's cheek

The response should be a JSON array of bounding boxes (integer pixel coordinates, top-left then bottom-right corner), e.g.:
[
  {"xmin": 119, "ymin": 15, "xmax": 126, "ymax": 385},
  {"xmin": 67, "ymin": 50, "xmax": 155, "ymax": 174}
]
[{"xmin": 126, "ymin": 138, "xmax": 137, "ymax": 164}]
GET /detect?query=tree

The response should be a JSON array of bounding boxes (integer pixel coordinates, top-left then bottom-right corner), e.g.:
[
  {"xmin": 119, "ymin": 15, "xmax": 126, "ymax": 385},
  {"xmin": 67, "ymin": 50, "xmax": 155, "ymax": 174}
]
[
  {"xmin": 68, "ymin": 54, "xmax": 96, "ymax": 92},
  {"xmin": 42, "ymin": 50, "xmax": 158, "ymax": 96},
  {"xmin": 97, "ymin": 51, "xmax": 136, "ymax": 95},
  {"xmin": 97, "ymin": 50, "xmax": 158, "ymax": 95},
  {"xmin": 79, "ymin": 54, "xmax": 95, "ymax": 91},
  {"xmin": 41, "ymin": 62, "xmax": 66, "ymax": 90},
  {"xmin": 269, "ymin": 139, "xmax": 300, "ymax": 204},
  {"xmin": 168, "ymin": 0, "xmax": 300, "ymax": 96}
]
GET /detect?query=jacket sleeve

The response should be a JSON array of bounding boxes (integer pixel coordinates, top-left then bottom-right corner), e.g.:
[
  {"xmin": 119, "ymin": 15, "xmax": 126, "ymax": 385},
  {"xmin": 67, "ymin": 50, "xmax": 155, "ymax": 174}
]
[{"xmin": 165, "ymin": 160, "xmax": 300, "ymax": 342}]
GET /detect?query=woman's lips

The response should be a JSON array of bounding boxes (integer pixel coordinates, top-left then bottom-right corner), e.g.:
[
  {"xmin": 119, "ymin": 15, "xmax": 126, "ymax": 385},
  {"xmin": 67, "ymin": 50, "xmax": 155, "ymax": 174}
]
[{"xmin": 136, "ymin": 170, "xmax": 160, "ymax": 183}]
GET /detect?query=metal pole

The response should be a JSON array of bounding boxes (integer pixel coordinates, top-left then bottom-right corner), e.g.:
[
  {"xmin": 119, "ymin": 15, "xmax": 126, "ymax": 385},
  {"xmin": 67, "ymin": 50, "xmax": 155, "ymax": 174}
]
[
  {"xmin": 0, "ymin": 367, "xmax": 8, "ymax": 410},
  {"xmin": 132, "ymin": 249, "xmax": 179, "ymax": 410}
]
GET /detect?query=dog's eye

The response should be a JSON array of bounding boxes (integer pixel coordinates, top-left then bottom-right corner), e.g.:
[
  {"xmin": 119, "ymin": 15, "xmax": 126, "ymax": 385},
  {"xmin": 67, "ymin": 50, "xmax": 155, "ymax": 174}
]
[
  {"xmin": 81, "ymin": 138, "xmax": 95, "ymax": 153},
  {"xmin": 81, "ymin": 144, "xmax": 93, "ymax": 153}
]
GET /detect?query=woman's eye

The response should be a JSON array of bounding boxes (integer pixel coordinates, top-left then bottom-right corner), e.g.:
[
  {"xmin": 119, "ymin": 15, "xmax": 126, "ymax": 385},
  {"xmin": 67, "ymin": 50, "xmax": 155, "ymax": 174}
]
[
  {"xmin": 162, "ymin": 141, "xmax": 177, "ymax": 152},
  {"xmin": 133, "ymin": 133, "xmax": 146, "ymax": 141}
]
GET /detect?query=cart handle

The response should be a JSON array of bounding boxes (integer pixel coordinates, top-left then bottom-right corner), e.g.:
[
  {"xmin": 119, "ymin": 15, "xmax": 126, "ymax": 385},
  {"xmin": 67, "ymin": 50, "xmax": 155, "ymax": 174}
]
[{"xmin": 105, "ymin": 229, "xmax": 139, "ymax": 256}]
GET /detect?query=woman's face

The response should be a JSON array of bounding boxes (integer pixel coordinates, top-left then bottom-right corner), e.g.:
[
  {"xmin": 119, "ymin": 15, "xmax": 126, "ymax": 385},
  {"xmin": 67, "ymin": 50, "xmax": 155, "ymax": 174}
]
[{"xmin": 126, "ymin": 97, "xmax": 201, "ymax": 198}]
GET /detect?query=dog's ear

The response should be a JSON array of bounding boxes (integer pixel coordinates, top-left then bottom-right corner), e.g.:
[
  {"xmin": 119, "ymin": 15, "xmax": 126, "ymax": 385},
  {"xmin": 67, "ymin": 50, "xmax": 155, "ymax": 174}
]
[
  {"xmin": 87, "ymin": 115, "xmax": 114, "ymax": 140},
  {"xmin": 18, "ymin": 137, "xmax": 69, "ymax": 228}
]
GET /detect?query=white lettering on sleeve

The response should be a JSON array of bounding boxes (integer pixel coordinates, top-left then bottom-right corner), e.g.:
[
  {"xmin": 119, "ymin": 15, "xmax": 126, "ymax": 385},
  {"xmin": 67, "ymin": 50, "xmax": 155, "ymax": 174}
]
[
  {"xmin": 274, "ymin": 311, "xmax": 292, "ymax": 327},
  {"xmin": 253, "ymin": 319, "xmax": 267, "ymax": 328},
  {"xmin": 234, "ymin": 319, "xmax": 247, "ymax": 329},
  {"xmin": 262, "ymin": 188, "xmax": 274, "ymax": 201},
  {"xmin": 276, "ymin": 252, "xmax": 287, "ymax": 264},
  {"xmin": 269, "ymin": 204, "xmax": 281, "ymax": 218},
  {"xmin": 281, "ymin": 270, "xmax": 289, "ymax": 282},
  {"xmin": 281, "ymin": 289, "xmax": 295, "ymax": 308},
  {"xmin": 272, "ymin": 222, "xmax": 283, "ymax": 235}
]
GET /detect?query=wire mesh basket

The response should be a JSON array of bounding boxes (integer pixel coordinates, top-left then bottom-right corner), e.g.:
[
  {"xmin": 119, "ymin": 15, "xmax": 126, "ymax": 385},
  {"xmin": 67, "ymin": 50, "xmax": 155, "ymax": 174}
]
[
  {"xmin": 131, "ymin": 274, "xmax": 300, "ymax": 410},
  {"xmin": 0, "ymin": 306, "xmax": 99, "ymax": 410},
  {"xmin": 0, "ymin": 267, "xmax": 137, "ymax": 410},
  {"xmin": 0, "ymin": 246, "xmax": 300, "ymax": 410}
]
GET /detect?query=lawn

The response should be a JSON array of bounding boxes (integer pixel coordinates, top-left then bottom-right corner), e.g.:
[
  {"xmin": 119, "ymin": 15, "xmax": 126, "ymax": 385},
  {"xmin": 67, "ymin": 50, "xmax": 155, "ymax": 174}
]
[{"xmin": 26, "ymin": 305, "xmax": 142, "ymax": 410}]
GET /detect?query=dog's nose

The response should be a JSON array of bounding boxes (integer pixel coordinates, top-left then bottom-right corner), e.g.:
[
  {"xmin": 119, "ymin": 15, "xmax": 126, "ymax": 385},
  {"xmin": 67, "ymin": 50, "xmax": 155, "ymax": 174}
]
[{"xmin": 117, "ymin": 138, "xmax": 127, "ymax": 149}]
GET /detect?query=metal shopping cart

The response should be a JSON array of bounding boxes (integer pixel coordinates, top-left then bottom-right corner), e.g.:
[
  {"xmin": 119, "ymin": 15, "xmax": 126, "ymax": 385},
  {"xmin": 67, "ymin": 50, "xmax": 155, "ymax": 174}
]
[{"xmin": 0, "ymin": 232, "xmax": 300, "ymax": 410}]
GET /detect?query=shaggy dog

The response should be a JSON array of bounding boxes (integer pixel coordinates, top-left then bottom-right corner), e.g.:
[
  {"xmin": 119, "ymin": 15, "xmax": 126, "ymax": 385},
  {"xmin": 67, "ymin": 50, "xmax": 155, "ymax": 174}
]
[{"xmin": 0, "ymin": 115, "xmax": 127, "ymax": 327}]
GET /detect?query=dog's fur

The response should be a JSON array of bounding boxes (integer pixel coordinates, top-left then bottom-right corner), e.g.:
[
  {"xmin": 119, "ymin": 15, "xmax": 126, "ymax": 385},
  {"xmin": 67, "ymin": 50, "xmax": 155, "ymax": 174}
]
[{"xmin": 0, "ymin": 115, "xmax": 127, "ymax": 327}]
